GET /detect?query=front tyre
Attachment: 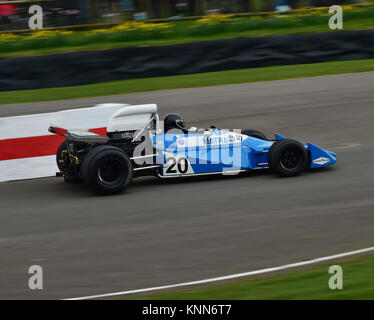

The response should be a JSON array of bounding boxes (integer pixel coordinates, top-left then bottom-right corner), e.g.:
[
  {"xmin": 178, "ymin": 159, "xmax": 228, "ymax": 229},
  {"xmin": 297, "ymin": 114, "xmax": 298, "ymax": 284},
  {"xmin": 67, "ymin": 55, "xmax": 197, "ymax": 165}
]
[
  {"xmin": 81, "ymin": 145, "xmax": 133, "ymax": 194},
  {"xmin": 268, "ymin": 139, "xmax": 307, "ymax": 177}
]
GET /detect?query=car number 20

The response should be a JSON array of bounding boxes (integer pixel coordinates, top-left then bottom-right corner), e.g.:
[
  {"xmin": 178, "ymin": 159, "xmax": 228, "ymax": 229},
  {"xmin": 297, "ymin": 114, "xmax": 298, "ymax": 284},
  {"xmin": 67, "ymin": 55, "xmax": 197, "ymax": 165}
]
[
  {"xmin": 162, "ymin": 152, "xmax": 195, "ymax": 176},
  {"xmin": 165, "ymin": 156, "xmax": 189, "ymax": 174}
]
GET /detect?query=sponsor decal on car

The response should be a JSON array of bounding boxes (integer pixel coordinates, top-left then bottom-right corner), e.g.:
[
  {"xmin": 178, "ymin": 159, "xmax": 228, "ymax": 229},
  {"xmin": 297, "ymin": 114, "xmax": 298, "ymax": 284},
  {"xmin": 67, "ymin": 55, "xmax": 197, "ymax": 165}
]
[
  {"xmin": 313, "ymin": 157, "xmax": 331, "ymax": 165},
  {"xmin": 177, "ymin": 133, "xmax": 243, "ymax": 148}
]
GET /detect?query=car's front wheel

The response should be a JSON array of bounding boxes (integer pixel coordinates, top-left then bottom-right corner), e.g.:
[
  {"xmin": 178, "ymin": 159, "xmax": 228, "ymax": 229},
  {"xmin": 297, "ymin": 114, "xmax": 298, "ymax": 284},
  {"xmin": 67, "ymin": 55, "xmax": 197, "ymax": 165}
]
[
  {"xmin": 268, "ymin": 139, "xmax": 307, "ymax": 177},
  {"xmin": 80, "ymin": 145, "xmax": 133, "ymax": 194}
]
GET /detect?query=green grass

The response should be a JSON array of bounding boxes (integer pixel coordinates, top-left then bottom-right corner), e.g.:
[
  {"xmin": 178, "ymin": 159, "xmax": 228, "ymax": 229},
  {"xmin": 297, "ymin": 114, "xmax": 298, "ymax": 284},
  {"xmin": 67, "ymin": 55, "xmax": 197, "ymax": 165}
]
[
  {"xmin": 3, "ymin": 19, "xmax": 373, "ymax": 59},
  {"xmin": 136, "ymin": 254, "xmax": 374, "ymax": 299},
  {"xmin": 2, "ymin": 58, "xmax": 374, "ymax": 105},
  {"xmin": 1, "ymin": 6, "xmax": 374, "ymax": 58}
]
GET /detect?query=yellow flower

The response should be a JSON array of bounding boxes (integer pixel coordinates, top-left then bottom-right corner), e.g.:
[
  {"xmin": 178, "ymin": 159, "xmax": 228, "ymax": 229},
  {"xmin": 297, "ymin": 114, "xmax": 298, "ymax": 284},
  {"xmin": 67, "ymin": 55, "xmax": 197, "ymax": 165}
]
[
  {"xmin": 88, "ymin": 29, "xmax": 113, "ymax": 34},
  {"xmin": 194, "ymin": 13, "xmax": 235, "ymax": 26},
  {"xmin": 28, "ymin": 30, "xmax": 58, "ymax": 38},
  {"xmin": 0, "ymin": 33, "xmax": 20, "ymax": 41},
  {"xmin": 111, "ymin": 21, "xmax": 173, "ymax": 32},
  {"xmin": 57, "ymin": 30, "xmax": 73, "ymax": 35}
]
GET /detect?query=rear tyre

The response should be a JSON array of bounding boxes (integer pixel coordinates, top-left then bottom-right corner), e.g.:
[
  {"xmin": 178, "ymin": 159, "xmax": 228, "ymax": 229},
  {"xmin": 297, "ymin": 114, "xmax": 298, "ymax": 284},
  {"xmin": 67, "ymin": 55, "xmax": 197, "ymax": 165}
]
[
  {"xmin": 242, "ymin": 129, "xmax": 268, "ymax": 141},
  {"xmin": 268, "ymin": 139, "xmax": 307, "ymax": 177},
  {"xmin": 81, "ymin": 145, "xmax": 133, "ymax": 194},
  {"xmin": 56, "ymin": 140, "xmax": 68, "ymax": 171}
]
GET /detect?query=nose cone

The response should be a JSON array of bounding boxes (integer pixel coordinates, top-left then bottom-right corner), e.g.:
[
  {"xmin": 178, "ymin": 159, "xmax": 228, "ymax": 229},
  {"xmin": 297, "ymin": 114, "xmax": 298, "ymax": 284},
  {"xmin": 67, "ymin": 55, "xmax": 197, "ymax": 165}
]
[{"xmin": 307, "ymin": 143, "xmax": 337, "ymax": 168}]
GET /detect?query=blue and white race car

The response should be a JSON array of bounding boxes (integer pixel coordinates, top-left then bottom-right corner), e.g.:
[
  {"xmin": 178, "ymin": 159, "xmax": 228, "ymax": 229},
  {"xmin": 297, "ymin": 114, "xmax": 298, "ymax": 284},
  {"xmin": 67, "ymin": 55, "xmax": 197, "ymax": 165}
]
[{"xmin": 49, "ymin": 104, "xmax": 337, "ymax": 193}]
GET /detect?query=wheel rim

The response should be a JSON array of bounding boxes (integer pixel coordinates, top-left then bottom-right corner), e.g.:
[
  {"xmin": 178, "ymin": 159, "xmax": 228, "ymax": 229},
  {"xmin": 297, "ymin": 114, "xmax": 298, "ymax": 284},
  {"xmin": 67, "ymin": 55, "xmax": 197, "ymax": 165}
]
[
  {"xmin": 280, "ymin": 146, "xmax": 303, "ymax": 170},
  {"xmin": 98, "ymin": 159, "xmax": 123, "ymax": 183}
]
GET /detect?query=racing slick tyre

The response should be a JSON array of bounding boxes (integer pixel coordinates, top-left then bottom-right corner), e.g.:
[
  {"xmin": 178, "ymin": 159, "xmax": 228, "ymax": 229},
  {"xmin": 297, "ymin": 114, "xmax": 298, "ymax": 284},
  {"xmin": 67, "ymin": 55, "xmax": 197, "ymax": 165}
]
[
  {"xmin": 80, "ymin": 145, "xmax": 133, "ymax": 194},
  {"xmin": 242, "ymin": 130, "xmax": 268, "ymax": 141},
  {"xmin": 268, "ymin": 139, "xmax": 307, "ymax": 177},
  {"xmin": 56, "ymin": 140, "xmax": 68, "ymax": 172}
]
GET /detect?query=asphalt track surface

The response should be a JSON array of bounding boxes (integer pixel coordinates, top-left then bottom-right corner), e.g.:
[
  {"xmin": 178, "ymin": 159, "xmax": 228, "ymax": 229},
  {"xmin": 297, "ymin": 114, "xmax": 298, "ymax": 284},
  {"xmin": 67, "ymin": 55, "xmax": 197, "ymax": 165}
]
[{"xmin": 1, "ymin": 72, "xmax": 374, "ymax": 299}]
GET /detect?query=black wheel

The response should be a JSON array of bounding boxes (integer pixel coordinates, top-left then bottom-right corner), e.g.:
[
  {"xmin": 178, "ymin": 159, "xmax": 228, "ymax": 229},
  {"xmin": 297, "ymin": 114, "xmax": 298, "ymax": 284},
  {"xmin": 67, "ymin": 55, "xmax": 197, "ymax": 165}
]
[
  {"xmin": 268, "ymin": 139, "xmax": 307, "ymax": 177},
  {"xmin": 242, "ymin": 129, "xmax": 268, "ymax": 141},
  {"xmin": 80, "ymin": 145, "xmax": 133, "ymax": 194},
  {"xmin": 56, "ymin": 140, "xmax": 68, "ymax": 171}
]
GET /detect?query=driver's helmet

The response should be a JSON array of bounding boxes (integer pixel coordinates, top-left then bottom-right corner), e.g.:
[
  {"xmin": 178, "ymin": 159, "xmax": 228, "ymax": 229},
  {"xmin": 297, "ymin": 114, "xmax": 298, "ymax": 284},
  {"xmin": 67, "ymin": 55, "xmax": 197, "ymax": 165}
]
[{"xmin": 163, "ymin": 113, "xmax": 186, "ymax": 133}]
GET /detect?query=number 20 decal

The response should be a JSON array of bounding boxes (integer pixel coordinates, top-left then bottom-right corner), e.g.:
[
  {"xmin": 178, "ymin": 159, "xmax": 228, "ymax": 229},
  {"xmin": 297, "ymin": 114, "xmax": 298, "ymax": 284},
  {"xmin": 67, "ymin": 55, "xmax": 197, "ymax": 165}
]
[{"xmin": 165, "ymin": 156, "xmax": 189, "ymax": 174}]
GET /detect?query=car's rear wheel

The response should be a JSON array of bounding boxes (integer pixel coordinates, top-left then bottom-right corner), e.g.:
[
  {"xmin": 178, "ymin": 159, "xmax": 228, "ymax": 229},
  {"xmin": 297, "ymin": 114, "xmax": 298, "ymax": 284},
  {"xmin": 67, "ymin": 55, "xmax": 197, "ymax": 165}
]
[
  {"xmin": 268, "ymin": 139, "xmax": 307, "ymax": 177},
  {"xmin": 56, "ymin": 140, "xmax": 67, "ymax": 171},
  {"xmin": 56, "ymin": 140, "xmax": 81, "ymax": 182},
  {"xmin": 242, "ymin": 129, "xmax": 268, "ymax": 141},
  {"xmin": 81, "ymin": 145, "xmax": 133, "ymax": 194}
]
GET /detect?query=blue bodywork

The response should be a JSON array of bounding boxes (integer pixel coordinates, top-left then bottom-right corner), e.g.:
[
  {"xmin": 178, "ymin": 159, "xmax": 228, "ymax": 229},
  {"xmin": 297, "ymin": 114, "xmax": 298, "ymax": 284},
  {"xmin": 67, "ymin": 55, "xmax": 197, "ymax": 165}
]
[{"xmin": 152, "ymin": 129, "xmax": 336, "ymax": 176}]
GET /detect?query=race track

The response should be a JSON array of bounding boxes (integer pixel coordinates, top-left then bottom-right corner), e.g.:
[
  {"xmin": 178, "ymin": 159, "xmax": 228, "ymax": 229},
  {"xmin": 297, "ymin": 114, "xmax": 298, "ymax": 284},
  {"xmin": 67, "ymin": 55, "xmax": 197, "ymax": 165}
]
[{"xmin": 1, "ymin": 72, "xmax": 374, "ymax": 299}]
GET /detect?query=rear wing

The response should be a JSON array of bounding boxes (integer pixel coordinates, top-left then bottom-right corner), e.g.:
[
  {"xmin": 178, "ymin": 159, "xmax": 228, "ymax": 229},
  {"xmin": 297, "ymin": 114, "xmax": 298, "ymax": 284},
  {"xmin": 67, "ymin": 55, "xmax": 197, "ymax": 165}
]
[
  {"xmin": 49, "ymin": 125, "xmax": 106, "ymax": 137},
  {"xmin": 48, "ymin": 125, "xmax": 69, "ymax": 136},
  {"xmin": 49, "ymin": 125, "xmax": 109, "ymax": 144}
]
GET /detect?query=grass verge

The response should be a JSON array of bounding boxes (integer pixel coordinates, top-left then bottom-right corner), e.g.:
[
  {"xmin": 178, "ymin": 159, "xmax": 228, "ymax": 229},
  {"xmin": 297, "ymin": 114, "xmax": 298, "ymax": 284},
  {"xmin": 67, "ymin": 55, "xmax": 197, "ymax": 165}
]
[
  {"xmin": 1, "ymin": 5, "xmax": 374, "ymax": 58},
  {"xmin": 1, "ymin": 58, "xmax": 374, "ymax": 105},
  {"xmin": 136, "ymin": 254, "xmax": 374, "ymax": 299},
  {"xmin": 2, "ymin": 20, "xmax": 374, "ymax": 59}
]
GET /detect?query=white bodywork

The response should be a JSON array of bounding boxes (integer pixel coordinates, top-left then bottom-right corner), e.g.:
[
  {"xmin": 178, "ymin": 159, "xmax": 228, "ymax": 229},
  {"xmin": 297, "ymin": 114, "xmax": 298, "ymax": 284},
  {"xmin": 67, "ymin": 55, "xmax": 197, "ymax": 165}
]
[{"xmin": 107, "ymin": 104, "xmax": 158, "ymax": 133}]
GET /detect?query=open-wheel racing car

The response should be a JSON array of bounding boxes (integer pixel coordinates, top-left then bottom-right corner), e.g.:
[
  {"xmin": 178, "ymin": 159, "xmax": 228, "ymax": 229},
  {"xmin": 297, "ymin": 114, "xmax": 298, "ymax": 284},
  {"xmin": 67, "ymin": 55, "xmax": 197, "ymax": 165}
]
[{"xmin": 49, "ymin": 104, "xmax": 337, "ymax": 194}]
